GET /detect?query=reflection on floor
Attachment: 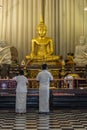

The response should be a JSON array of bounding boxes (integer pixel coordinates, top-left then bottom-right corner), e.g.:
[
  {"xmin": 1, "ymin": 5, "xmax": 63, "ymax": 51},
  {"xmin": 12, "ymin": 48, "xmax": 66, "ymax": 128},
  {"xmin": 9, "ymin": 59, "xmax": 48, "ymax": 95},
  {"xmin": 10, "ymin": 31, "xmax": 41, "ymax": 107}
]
[{"xmin": 0, "ymin": 109, "xmax": 87, "ymax": 130}]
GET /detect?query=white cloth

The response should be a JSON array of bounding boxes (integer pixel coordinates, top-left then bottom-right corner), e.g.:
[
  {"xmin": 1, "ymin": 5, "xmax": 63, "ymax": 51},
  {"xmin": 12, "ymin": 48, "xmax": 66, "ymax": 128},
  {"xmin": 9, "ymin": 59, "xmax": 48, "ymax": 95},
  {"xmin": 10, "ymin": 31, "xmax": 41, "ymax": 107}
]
[
  {"xmin": 16, "ymin": 92, "xmax": 27, "ymax": 113},
  {"xmin": 64, "ymin": 75, "xmax": 74, "ymax": 89},
  {"xmin": 13, "ymin": 75, "xmax": 28, "ymax": 113},
  {"xmin": 13, "ymin": 75, "xmax": 28, "ymax": 92},
  {"xmin": 36, "ymin": 70, "xmax": 53, "ymax": 112}
]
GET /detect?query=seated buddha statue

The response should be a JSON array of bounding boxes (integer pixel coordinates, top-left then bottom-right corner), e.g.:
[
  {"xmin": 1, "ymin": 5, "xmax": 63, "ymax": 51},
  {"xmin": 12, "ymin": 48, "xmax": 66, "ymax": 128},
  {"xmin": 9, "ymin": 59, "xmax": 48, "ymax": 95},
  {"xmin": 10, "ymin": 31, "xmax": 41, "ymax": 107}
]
[
  {"xmin": 26, "ymin": 20, "xmax": 60, "ymax": 65},
  {"xmin": 66, "ymin": 53, "xmax": 75, "ymax": 65},
  {"xmin": 73, "ymin": 36, "xmax": 87, "ymax": 66},
  {"xmin": 0, "ymin": 41, "xmax": 11, "ymax": 65}
]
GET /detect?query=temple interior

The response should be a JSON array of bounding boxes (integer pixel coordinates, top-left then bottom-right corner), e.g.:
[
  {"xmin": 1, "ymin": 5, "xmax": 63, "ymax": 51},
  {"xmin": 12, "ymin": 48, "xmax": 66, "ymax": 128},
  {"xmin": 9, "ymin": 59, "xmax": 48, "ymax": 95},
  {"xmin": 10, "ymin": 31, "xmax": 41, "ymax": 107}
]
[{"xmin": 0, "ymin": 0, "xmax": 87, "ymax": 129}]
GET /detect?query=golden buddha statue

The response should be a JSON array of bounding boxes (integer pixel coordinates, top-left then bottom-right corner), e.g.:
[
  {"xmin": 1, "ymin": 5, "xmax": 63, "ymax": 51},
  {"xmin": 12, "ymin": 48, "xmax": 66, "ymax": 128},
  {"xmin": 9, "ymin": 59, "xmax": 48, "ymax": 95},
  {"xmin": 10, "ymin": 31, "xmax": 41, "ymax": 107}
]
[{"xmin": 26, "ymin": 20, "xmax": 60, "ymax": 65}]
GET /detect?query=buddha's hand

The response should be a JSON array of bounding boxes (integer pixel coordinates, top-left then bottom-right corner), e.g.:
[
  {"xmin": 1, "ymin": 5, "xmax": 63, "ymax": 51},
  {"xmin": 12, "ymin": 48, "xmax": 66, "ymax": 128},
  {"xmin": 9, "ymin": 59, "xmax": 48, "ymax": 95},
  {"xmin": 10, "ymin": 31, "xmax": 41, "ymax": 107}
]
[
  {"xmin": 46, "ymin": 51, "xmax": 53, "ymax": 56},
  {"xmin": 26, "ymin": 53, "xmax": 34, "ymax": 60}
]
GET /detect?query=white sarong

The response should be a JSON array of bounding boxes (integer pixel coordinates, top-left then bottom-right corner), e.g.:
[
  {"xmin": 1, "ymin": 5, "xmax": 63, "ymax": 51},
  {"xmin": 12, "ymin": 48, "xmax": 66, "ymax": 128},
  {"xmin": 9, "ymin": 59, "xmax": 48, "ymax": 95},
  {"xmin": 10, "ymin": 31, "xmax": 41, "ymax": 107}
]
[
  {"xmin": 16, "ymin": 92, "xmax": 27, "ymax": 113},
  {"xmin": 39, "ymin": 84, "xmax": 49, "ymax": 112}
]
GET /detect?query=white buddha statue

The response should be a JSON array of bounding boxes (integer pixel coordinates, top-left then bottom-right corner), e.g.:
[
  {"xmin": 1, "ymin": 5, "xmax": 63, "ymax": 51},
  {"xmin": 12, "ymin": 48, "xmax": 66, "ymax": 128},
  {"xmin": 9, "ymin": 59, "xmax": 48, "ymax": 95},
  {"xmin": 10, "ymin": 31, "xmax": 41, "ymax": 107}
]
[
  {"xmin": 0, "ymin": 41, "xmax": 11, "ymax": 65},
  {"xmin": 73, "ymin": 36, "xmax": 87, "ymax": 66}
]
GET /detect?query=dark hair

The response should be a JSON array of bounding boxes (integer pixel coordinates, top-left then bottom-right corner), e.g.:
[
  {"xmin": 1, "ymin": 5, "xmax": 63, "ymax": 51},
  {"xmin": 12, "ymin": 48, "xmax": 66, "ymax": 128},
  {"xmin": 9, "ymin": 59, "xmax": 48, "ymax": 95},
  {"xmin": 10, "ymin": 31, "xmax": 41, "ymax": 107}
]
[
  {"xmin": 42, "ymin": 64, "xmax": 48, "ymax": 70},
  {"xmin": 19, "ymin": 70, "xmax": 24, "ymax": 75}
]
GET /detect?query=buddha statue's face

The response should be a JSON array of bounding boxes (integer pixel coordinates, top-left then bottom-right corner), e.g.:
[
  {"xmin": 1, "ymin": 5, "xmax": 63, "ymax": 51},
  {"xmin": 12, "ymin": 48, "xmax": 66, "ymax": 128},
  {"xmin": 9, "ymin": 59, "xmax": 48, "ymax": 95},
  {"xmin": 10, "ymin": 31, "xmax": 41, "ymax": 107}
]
[
  {"xmin": 79, "ymin": 36, "xmax": 85, "ymax": 44},
  {"xmin": 37, "ymin": 22, "xmax": 47, "ymax": 37}
]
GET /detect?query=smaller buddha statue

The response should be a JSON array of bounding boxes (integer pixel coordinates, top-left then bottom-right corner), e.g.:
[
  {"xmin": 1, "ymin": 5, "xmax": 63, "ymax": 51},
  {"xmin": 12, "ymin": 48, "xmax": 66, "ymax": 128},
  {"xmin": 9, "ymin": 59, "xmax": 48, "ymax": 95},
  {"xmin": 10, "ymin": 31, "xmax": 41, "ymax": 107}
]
[
  {"xmin": 0, "ymin": 41, "xmax": 11, "ymax": 65},
  {"xmin": 66, "ymin": 53, "xmax": 75, "ymax": 65},
  {"xmin": 73, "ymin": 36, "xmax": 87, "ymax": 66},
  {"xmin": 26, "ymin": 20, "xmax": 60, "ymax": 65}
]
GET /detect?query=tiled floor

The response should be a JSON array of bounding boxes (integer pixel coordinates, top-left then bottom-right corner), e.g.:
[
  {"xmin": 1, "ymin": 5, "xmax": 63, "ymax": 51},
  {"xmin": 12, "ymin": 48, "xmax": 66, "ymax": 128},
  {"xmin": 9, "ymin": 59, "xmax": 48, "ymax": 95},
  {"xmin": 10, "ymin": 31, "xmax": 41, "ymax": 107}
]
[{"xmin": 0, "ymin": 109, "xmax": 87, "ymax": 130}]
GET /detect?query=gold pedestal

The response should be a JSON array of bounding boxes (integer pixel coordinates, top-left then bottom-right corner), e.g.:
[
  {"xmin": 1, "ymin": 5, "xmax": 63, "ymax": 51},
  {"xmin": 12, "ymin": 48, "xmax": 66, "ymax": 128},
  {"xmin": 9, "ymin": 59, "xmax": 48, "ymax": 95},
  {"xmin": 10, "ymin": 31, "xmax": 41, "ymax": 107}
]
[{"xmin": 27, "ymin": 60, "xmax": 62, "ymax": 67}]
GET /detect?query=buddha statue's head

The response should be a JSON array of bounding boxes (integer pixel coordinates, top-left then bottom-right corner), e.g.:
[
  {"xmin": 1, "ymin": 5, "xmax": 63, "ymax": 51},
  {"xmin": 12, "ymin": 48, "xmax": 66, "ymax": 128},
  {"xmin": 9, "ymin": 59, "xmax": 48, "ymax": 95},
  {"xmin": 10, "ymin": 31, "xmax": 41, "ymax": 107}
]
[
  {"xmin": 79, "ymin": 36, "xmax": 85, "ymax": 45},
  {"xmin": 36, "ymin": 21, "xmax": 47, "ymax": 37}
]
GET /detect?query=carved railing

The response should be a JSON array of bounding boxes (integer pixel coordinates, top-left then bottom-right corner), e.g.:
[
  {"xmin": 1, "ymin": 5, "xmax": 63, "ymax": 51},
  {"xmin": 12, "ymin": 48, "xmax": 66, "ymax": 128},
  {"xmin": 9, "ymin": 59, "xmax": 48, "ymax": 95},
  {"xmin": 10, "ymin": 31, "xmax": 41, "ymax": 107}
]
[{"xmin": 0, "ymin": 78, "xmax": 87, "ymax": 89}]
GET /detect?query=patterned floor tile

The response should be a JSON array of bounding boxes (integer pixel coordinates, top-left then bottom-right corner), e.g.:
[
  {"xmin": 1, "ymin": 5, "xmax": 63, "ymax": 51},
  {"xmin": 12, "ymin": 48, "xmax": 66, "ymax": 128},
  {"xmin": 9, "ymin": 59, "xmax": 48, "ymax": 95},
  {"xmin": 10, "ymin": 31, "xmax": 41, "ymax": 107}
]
[{"xmin": 0, "ymin": 109, "xmax": 87, "ymax": 130}]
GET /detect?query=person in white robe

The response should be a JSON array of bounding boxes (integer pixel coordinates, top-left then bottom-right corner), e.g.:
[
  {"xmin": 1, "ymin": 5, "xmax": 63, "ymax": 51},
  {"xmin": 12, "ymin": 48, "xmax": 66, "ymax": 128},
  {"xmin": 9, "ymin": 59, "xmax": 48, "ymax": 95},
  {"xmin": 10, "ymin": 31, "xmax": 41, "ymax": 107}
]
[
  {"xmin": 13, "ymin": 70, "xmax": 28, "ymax": 114},
  {"xmin": 36, "ymin": 64, "xmax": 53, "ymax": 114}
]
